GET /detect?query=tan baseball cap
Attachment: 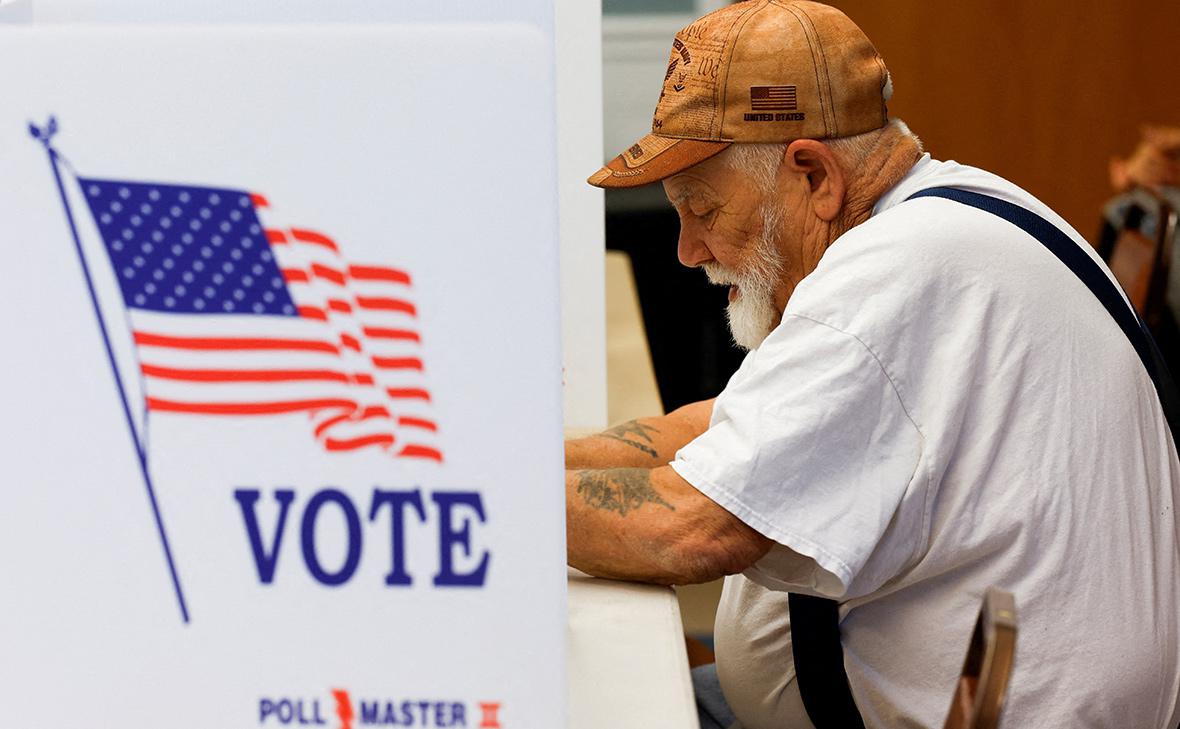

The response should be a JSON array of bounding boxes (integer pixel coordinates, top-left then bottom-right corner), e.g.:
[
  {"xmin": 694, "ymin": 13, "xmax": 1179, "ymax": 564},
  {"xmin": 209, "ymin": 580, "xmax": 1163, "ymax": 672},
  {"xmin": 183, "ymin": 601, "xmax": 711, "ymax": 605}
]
[{"xmin": 588, "ymin": 0, "xmax": 891, "ymax": 189}]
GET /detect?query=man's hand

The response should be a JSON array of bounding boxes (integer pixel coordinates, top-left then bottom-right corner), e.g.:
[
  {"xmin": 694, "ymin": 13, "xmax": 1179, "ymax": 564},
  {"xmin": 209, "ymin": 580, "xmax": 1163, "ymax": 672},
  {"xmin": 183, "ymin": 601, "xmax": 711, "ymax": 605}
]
[
  {"xmin": 566, "ymin": 463, "xmax": 772, "ymax": 585},
  {"xmin": 564, "ymin": 398, "xmax": 715, "ymax": 469}
]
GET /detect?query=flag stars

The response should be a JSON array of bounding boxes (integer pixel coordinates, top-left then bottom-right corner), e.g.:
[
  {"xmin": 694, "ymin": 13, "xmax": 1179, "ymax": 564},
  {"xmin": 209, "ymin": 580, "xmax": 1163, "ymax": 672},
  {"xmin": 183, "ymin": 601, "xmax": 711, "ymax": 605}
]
[{"xmin": 85, "ymin": 182, "xmax": 296, "ymax": 317}]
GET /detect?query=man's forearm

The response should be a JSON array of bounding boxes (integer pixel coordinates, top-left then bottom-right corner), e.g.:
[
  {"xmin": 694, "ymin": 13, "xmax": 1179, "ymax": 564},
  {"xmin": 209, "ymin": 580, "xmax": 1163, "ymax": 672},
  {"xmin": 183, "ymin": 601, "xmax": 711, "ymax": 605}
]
[
  {"xmin": 564, "ymin": 399, "xmax": 715, "ymax": 470},
  {"xmin": 565, "ymin": 464, "xmax": 772, "ymax": 585}
]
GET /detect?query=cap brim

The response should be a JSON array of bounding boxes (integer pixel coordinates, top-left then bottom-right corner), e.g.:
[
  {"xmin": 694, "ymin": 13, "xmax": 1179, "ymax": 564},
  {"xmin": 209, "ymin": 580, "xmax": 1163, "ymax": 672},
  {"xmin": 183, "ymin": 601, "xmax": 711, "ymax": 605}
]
[{"xmin": 587, "ymin": 134, "xmax": 731, "ymax": 189}]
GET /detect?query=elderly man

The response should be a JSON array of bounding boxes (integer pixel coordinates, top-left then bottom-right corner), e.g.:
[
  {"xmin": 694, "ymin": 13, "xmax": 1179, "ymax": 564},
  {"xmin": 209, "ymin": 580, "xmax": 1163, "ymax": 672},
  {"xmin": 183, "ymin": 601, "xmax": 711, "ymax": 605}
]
[{"xmin": 566, "ymin": 2, "xmax": 1180, "ymax": 728}]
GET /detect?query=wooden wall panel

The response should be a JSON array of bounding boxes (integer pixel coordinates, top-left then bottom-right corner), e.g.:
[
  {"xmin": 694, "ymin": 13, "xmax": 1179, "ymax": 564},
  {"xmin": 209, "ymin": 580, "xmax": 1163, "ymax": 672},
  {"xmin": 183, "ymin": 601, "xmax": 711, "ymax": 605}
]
[{"xmin": 829, "ymin": 0, "xmax": 1180, "ymax": 241}]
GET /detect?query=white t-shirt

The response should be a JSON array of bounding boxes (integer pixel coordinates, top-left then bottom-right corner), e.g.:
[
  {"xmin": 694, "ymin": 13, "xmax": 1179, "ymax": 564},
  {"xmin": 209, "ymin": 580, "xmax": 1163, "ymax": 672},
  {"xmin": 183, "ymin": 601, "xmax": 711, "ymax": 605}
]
[{"xmin": 671, "ymin": 155, "xmax": 1180, "ymax": 729}]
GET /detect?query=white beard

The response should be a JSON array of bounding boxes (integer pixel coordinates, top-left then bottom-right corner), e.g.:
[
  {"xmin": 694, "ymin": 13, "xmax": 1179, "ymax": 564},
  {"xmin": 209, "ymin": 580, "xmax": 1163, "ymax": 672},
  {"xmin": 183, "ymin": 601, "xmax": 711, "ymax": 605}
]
[{"xmin": 702, "ymin": 205, "xmax": 785, "ymax": 351}]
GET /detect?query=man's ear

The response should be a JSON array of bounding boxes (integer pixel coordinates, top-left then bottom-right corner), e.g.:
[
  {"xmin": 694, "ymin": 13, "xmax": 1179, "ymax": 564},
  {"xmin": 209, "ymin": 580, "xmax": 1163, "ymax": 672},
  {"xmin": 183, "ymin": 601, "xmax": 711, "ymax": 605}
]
[{"xmin": 782, "ymin": 139, "xmax": 845, "ymax": 222}]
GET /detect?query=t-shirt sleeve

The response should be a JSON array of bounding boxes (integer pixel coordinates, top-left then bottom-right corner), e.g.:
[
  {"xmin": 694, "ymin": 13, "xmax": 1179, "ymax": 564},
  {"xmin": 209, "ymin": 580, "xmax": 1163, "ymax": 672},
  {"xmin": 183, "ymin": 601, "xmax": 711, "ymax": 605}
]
[{"xmin": 669, "ymin": 314, "xmax": 925, "ymax": 599}]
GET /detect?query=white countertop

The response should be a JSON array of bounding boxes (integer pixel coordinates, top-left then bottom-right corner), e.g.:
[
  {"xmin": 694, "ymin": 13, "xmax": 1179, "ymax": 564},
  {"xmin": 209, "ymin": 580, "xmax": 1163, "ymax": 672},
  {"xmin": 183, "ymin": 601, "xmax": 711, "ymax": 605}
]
[{"xmin": 567, "ymin": 568, "xmax": 700, "ymax": 729}]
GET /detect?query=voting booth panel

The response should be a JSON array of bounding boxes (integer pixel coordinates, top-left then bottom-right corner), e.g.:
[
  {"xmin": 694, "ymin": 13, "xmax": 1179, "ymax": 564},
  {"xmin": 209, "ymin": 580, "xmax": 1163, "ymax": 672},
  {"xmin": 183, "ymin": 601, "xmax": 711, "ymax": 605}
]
[{"xmin": 0, "ymin": 27, "xmax": 565, "ymax": 728}]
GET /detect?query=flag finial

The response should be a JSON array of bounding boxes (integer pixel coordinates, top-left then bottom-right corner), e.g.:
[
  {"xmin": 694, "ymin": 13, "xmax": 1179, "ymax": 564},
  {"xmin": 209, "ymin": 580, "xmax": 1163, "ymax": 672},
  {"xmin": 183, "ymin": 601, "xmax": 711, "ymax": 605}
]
[{"xmin": 28, "ymin": 116, "xmax": 58, "ymax": 148}]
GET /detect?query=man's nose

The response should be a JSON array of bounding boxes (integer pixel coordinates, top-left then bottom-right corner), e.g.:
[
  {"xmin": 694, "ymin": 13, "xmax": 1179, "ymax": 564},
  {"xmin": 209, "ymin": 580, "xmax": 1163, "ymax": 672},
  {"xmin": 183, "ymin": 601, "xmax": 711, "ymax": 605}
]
[{"xmin": 676, "ymin": 226, "xmax": 712, "ymax": 268}]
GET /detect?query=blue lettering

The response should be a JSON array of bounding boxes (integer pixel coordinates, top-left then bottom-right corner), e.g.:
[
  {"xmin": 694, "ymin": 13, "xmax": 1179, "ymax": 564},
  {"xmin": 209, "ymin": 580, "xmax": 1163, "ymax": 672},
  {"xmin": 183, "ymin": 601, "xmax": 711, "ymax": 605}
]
[
  {"xmin": 306, "ymin": 698, "xmax": 327, "ymax": 725},
  {"xmin": 432, "ymin": 491, "xmax": 489, "ymax": 586},
  {"xmin": 359, "ymin": 701, "xmax": 380, "ymax": 724},
  {"xmin": 300, "ymin": 488, "xmax": 363, "ymax": 586},
  {"xmin": 369, "ymin": 489, "xmax": 427, "ymax": 586},
  {"xmin": 235, "ymin": 489, "xmax": 295, "ymax": 583}
]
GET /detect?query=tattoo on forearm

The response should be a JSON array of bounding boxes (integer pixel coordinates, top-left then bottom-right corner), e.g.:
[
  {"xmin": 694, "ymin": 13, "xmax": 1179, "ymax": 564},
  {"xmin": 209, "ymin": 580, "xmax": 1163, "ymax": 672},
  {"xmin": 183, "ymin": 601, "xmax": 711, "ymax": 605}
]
[
  {"xmin": 600, "ymin": 420, "xmax": 661, "ymax": 459},
  {"xmin": 574, "ymin": 468, "xmax": 674, "ymax": 516}
]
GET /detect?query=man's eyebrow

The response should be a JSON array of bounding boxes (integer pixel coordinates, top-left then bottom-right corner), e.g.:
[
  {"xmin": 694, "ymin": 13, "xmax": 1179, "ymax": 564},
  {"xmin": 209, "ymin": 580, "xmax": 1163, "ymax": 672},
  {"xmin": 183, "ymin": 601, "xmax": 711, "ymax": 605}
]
[
  {"xmin": 665, "ymin": 184, "xmax": 714, "ymax": 207},
  {"xmin": 665, "ymin": 186, "xmax": 692, "ymax": 206}
]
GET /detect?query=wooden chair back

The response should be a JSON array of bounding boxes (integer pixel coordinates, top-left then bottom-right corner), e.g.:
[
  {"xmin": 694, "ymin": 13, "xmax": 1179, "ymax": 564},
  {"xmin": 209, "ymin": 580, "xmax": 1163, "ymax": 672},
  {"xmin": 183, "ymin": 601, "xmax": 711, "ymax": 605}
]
[
  {"xmin": 942, "ymin": 588, "xmax": 1018, "ymax": 729},
  {"xmin": 1108, "ymin": 191, "xmax": 1177, "ymax": 328}
]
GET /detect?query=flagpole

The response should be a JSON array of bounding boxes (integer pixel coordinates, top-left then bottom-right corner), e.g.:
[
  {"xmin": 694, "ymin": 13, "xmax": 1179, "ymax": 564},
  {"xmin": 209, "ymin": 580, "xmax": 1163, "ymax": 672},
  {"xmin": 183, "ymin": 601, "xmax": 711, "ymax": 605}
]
[{"xmin": 30, "ymin": 118, "xmax": 190, "ymax": 624}]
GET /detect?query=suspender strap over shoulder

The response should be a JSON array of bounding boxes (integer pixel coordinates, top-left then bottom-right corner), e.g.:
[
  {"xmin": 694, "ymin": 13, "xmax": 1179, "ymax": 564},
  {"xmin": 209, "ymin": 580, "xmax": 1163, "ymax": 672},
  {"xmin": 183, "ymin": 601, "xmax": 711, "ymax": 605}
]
[
  {"xmin": 908, "ymin": 187, "xmax": 1180, "ymax": 435},
  {"xmin": 788, "ymin": 186, "xmax": 1180, "ymax": 729}
]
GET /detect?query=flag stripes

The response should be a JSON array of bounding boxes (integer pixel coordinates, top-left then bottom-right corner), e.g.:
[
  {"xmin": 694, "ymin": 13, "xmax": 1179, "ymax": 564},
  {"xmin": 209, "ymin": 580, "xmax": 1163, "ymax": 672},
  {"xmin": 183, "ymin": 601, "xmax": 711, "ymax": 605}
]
[{"xmin": 750, "ymin": 85, "xmax": 798, "ymax": 111}]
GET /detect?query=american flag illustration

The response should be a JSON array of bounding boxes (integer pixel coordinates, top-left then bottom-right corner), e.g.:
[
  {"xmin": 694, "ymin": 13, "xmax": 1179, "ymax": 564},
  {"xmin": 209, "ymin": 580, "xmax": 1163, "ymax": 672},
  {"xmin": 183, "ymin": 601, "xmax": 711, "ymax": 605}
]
[
  {"xmin": 750, "ymin": 85, "xmax": 798, "ymax": 111},
  {"xmin": 77, "ymin": 178, "xmax": 442, "ymax": 462}
]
